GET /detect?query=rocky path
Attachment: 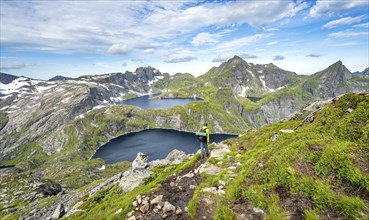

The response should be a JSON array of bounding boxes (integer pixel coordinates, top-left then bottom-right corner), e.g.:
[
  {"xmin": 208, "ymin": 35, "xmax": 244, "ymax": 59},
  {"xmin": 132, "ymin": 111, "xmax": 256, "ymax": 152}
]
[
  {"xmin": 125, "ymin": 142, "xmax": 263, "ymax": 220},
  {"xmin": 126, "ymin": 159, "xmax": 205, "ymax": 219}
]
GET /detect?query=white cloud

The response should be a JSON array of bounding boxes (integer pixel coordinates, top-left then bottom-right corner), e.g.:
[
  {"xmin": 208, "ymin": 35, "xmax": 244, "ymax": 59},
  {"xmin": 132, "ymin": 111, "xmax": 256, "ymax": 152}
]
[
  {"xmin": 192, "ymin": 32, "xmax": 220, "ymax": 47},
  {"xmin": 107, "ymin": 44, "xmax": 131, "ymax": 55},
  {"xmin": 0, "ymin": 0, "xmax": 308, "ymax": 55},
  {"xmin": 239, "ymin": 53, "xmax": 258, "ymax": 60},
  {"xmin": 354, "ymin": 22, "xmax": 369, "ymax": 28},
  {"xmin": 0, "ymin": 62, "xmax": 27, "ymax": 70},
  {"xmin": 267, "ymin": 41, "xmax": 279, "ymax": 46},
  {"xmin": 143, "ymin": 48, "xmax": 155, "ymax": 54},
  {"xmin": 212, "ymin": 52, "xmax": 257, "ymax": 62},
  {"xmin": 309, "ymin": 0, "xmax": 368, "ymax": 18},
  {"xmin": 212, "ymin": 53, "xmax": 235, "ymax": 62},
  {"xmin": 334, "ymin": 42, "xmax": 359, "ymax": 47},
  {"xmin": 216, "ymin": 34, "xmax": 271, "ymax": 51},
  {"xmin": 164, "ymin": 56, "xmax": 197, "ymax": 63},
  {"xmin": 322, "ymin": 15, "xmax": 365, "ymax": 29},
  {"xmin": 328, "ymin": 31, "xmax": 368, "ymax": 38}
]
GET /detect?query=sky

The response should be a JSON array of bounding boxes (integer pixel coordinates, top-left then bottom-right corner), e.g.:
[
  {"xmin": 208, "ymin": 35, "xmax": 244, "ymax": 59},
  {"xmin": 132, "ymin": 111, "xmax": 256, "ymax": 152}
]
[{"xmin": 0, "ymin": 0, "xmax": 368, "ymax": 80}]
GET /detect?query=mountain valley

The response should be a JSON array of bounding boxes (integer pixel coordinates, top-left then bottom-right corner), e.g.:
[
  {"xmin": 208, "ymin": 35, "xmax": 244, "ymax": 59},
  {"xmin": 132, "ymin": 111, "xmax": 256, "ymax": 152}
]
[{"xmin": 0, "ymin": 57, "xmax": 368, "ymax": 219}]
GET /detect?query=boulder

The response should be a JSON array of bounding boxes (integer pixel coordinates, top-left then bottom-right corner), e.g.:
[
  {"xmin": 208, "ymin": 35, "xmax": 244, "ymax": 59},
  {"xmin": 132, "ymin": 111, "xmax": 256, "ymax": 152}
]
[
  {"xmin": 198, "ymin": 163, "xmax": 222, "ymax": 175},
  {"xmin": 38, "ymin": 180, "xmax": 62, "ymax": 197},
  {"xmin": 176, "ymin": 208, "xmax": 183, "ymax": 215},
  {"xmin": 140, "ymin": 203, "xmax": 150, "ymax": 214},
  {"xmin": 271, "ymin": 133, "xmax": 278, "ymax": 141},
  {"xmin": 119, "ymin": 169, "xmax": 151, "ymax": 192},
  {"xmin": 165, "ymin": 149, "xmax": 188, "ymax": 164},
  {"xmin": 51, "ymin": 203, "xmax": 65, "ymax": 219},
  {"xmin": 201, "ymin": 187, "xmax": 218, "ymax": 194},
  {"xmin": 132, "ymin": 152, "xmax": 149, "ymax": 170},
  {"xmin": 127, "ymin": 210, "xmax": 135, "ymax": 217},
  {"xmin": 128, "ymin": 216, "xmax": 136, "ymax": 220},
  {"xmin": 149, "ymin": 149, "xmax": 189, "ymax": 168},
  {"xmin": 163, "ymin": 201, "xmax": 176, "ymax": 213},
  {"xmin": 150, "ymin": 195, "xmax": 163, "ymax": 205}
]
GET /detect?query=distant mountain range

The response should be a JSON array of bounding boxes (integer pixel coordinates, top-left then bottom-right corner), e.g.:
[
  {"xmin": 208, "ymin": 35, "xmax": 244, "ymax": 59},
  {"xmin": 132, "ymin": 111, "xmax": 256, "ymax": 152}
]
[{"xmin": 1, "ymin": 57, "xmax": 368, "ymax": 166}]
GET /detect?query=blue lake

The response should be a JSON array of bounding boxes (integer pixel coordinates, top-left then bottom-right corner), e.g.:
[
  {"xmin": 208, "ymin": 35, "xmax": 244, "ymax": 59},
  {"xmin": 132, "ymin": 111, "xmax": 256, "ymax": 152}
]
[
  {"xmin": 92, "ymin": 129, "xmax": 237, "ymax": 163},
  {"xmin": 121, "ymin": 94, "xmax": 199, "ymax": 109}
]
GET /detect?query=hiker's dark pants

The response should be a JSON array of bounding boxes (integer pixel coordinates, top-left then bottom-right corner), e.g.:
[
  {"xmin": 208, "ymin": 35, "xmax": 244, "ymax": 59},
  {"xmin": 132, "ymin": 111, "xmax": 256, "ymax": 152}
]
[{"xmin": 200, "ymin": 142, "xmax": 209, "ymax": 158}]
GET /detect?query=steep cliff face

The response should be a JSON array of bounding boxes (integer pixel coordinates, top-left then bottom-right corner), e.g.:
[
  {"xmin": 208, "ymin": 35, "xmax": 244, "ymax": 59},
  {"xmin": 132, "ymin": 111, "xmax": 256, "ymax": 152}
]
[
  {"xmin": 303, "ymin": 61, "xmax": 355, "ymax": 99},
  {"xmin": 0, "ymin": 67, "xmax": 164, "ymax": 164}
]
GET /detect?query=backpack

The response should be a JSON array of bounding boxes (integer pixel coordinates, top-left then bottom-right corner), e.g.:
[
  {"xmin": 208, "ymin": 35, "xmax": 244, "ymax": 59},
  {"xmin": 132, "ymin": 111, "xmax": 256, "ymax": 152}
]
[{"xmin": 196, "ymin": 127, "xmax": 207, "ymax": 142}]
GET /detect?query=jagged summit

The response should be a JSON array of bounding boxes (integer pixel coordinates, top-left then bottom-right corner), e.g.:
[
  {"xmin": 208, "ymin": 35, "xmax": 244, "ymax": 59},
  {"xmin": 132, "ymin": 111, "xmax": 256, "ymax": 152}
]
[
  {"xmin": 227, "ymin": 55, "xmax": 247, "ymax": 64},
  {"xmin": 201, "ymin": 56, "xmax": 297, "ymax": 97},
  {"xmin": 303, "ymin": 60, "xmax": 354, "ymax": 99}
]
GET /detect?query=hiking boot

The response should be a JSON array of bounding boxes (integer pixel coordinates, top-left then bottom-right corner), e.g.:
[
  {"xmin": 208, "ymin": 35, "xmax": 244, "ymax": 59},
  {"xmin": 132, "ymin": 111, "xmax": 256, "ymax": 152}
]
[{"xmin": 206, "ymin": 153, "xmax": 210, "ymax": 158}]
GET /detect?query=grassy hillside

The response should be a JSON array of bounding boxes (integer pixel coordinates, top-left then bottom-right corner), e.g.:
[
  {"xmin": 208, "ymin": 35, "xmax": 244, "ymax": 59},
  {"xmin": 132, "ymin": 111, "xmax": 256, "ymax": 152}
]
[{"xmin": 46, "ymin": 93, "xmax": 368, "ymax": 220}]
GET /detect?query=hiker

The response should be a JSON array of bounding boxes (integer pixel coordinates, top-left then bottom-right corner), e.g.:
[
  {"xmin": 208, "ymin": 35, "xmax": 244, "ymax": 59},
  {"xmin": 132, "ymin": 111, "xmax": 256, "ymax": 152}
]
[{"xmin": 196, "ymin": 123, "xmax": 210, "ymax": 158}]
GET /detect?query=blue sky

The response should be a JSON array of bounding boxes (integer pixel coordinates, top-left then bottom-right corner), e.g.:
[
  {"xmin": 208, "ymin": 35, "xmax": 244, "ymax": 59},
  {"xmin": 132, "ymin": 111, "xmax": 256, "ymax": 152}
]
[{"xmin": 0, "ymin": 0, "xmax": 368, "ymax": 80}]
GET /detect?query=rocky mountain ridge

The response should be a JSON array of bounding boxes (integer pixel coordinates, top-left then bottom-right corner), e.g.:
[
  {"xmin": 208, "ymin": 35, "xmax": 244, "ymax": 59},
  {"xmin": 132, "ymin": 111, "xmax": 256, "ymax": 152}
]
[
  {"xmin": 199, "ymin": 56, "xmax": 298, "ymax": 97},
  {"xmin": 0, "ymin": 66, "xmax": 164, "ymax": 156},
  {"xmin": 1, "ymin": 58, "xmax": 368, "ymax": 163}
]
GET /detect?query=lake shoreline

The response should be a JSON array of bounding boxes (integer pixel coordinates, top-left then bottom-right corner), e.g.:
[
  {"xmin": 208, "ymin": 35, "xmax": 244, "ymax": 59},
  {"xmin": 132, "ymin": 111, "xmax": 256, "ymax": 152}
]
[{"xmin": 90, "ymin": 128, "xmax": 238, "ymax": 163}]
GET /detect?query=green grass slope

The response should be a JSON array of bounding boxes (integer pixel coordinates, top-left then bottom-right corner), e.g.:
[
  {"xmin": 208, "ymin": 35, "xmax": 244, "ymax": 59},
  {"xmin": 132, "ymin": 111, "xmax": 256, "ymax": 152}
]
[
  {"xmin": 60, "ymin": 93, "xmax": 368, "ymax": 220},
  {"xmin": 220, "ymin": 93, "xmax": 369, "ymax": 219}
]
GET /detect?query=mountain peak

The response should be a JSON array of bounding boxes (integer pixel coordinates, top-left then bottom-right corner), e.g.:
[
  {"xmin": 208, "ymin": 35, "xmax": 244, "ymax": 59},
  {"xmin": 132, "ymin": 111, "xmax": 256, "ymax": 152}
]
[
  {"xmin": 0, "ymin": 72, "xmax": 19, "ymax": 84},
  {"xmin": 227, "ymin": 55, "xmax": 246, "ymax": 64},
  {"xmin": 321, "ymin": 60, "xmax": 349, "ymax": 75},
  {"xmin": 49, "ymin": 75, "xmax": 72, "ymax": 81},
  {"xmin": 331, "ymin": 60, "xmax": 343, "ymax": 67}
]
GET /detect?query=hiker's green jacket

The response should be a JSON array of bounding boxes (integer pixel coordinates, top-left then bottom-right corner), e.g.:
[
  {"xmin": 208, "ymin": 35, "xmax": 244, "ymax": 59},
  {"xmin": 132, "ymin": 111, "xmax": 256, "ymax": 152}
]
[{"xmin": 202, "ymin": 125, "xmax": 210, "ymax": 143}]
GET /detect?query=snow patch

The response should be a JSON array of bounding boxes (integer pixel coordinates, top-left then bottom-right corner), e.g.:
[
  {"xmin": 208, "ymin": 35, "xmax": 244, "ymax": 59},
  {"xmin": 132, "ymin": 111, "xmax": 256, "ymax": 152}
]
[
  {"xmin": 0, "ymin": 94, "xmax": 12, "ymax": 100},
  {"xmin": 98, "ymin": 165, "xmax": 106, "ymax": 170},
  {"xmin": 110, "ymin": 83, "xmax": 125, "ymax": 89},
  {"xmin": 0, "ymin": 77, "xmax": 31, "ymax": 95},
  {"xmin": 75, "ymin": 114, "xmax": 85, "ymax": 119},
  {"xmin": 148, "ymin": 78, "xmax": 159, "ymax": 86},
  {"xmin": 60, "ymin": 97, "xmax": 71, "ymax": 104},
  {"xmin": 268, "ymin": 85, "xmax": 287, "ymax": 92},
  {"xmin": 92, "ymin": 105, "xmax": 105, "ymax": 110},
  {"xmin": 0, "ymin": 106, "xmax": 8, "ymax": 111},
  {"xmin": 110, "ymin": 93, "xmax": 124, "ymax": 102},
  {"xmin": 246, "ymin": 69, "xmax": 255, "ymax": 78},
  {"xmin": 259, "ymin": 76, "xmax": 269, "ymax": 91},
  {"xmin": 259, "ymin": 76, "xmax": 287, "ymax": 92},
  {"xmin": 27, "ymin": 103, "xmax": 41, "ymax": 108},
  {"xmin": 30, "ymin": 79, "xmax": 44, "ymax": 85},
  {"xmin": 258, "ymin": 70, "xmax": 263, "ymax": 73},
  {"xmin": 240, "ymin": 86, "xmax": 250, "ymax": 97},
  {"xmin": 36, "ymin": 84, "xmax": 57, "ymax": 93}
]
